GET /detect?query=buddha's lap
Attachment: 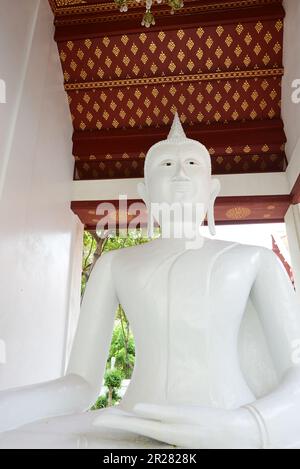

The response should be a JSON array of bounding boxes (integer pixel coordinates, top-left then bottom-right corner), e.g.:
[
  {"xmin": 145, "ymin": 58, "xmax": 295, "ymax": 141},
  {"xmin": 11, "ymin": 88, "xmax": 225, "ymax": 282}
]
[{"xmin": 0, "ymin": 407, "xmax": 172, "ymax": 449}]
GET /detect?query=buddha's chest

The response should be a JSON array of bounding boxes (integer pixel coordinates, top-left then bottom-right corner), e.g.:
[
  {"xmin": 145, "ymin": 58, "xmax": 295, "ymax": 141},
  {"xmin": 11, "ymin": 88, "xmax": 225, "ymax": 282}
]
[
  {"xmin": 114, "ymin": 242, "xmax": 257, "ymax": 408},
  {"xmin": 114, "ymin": 242, "xmax": 256, "ymax": 330}
]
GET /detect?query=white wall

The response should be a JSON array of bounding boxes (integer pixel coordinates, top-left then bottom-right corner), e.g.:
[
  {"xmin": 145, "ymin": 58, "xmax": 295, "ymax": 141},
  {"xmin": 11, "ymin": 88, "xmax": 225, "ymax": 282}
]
[
  {"xmin": 0, "ymin": 0, "xmax": 83, "ymax": 390},
  {"xmin": 282, "ymin": 0, "xmax": 300, "ymax": 162}
]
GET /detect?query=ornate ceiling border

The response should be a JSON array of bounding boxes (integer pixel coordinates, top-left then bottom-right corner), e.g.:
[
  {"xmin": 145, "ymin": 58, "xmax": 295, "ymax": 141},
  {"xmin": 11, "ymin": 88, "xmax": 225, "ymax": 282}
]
[
  {"xmin": 71, "ymin": 194, "xmax": 292, "ymax": 229},
  {"xmin": 65, "ymin": 67, "xmax": 284, "ymax": 91},
  {"xmin": 51, "ymin": 0, "xmax": 281, "ymax": 18}
]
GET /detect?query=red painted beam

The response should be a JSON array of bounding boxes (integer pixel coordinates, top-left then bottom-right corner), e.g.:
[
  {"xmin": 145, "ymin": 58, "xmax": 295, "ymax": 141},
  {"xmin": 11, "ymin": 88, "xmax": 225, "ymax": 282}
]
[
  {"xmin": 73, "ymin": 119, "xmax": 286, "ymax": 157},
  {"xmin": 71, "ymin": 194, "xmax": 291, "ymax": 229},
  {"xmin": 292, "ymin": 175, "xmax": 300, "ymax": 205}
]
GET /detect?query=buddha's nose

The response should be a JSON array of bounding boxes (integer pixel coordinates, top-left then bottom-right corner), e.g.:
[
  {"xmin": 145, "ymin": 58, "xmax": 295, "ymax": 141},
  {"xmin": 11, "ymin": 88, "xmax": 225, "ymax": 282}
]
[{"xmin": 172, "ymin": 161, "xmax": 190, "ymax": 182}]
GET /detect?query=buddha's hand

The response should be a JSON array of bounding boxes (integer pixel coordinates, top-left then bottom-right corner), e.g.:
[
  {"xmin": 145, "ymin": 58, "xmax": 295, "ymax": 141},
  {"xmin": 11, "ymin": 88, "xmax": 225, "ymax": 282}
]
[{"xmin": 94, "ymin": 404, "xmax": 261, "ymax": 449}]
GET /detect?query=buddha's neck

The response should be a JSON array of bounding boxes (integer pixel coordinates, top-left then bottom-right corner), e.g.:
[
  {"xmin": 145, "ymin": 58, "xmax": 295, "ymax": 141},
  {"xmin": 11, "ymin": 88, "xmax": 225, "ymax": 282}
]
[{"xmin": 159, "ymin": 221, "xmax": 204, "ymax": 241}]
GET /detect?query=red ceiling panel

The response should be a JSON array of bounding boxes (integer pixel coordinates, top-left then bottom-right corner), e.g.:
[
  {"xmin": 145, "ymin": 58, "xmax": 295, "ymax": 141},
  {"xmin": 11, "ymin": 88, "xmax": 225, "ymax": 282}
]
[
  {"xmin": 48, "ymin": 0, "xmax": 290, "ymax": 224},
  {"xmin": 59, "ymin": 19, "xmax": 283, "ymax": 83}
]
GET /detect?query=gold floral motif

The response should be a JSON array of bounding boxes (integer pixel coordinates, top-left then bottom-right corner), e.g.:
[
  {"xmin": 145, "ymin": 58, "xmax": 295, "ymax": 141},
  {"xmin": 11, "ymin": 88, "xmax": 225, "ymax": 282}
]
[{"xmin": 226, "ymin": 207, "xmax": 252, "ymax": 220}]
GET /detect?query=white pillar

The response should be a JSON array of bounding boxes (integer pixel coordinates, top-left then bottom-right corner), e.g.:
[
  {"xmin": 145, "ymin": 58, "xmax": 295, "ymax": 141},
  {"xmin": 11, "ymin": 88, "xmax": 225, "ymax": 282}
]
[
  {"xmin": 285, "ymin": 204, "xmax": 300, "ymax": 301},
  {"xmin": 0, "ymin": 0, "xmax": 79, "ymax": 390}
]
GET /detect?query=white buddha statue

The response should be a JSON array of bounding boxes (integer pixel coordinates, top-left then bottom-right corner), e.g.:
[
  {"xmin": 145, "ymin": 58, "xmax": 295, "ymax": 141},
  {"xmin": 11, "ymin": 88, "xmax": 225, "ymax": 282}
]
[{"xmin": 0, "ymin": 114, "xmax": 300, "ymax": 449}]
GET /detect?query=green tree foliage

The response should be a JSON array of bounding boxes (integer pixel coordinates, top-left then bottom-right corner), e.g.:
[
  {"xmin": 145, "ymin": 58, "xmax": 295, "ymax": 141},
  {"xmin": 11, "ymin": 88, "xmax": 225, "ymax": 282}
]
[
  {"xmin": 108, "ymin": 307, "xmax": 135, "ymax": 379},
  {"xmin": 104, "ymin": 369, "xmax": 123, "ymax": 407}
]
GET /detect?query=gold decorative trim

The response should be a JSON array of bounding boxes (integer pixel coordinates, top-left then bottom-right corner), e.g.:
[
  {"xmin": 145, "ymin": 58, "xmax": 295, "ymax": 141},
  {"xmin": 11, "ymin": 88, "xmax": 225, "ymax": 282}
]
[
  {"xmin": 56, "ymin": 0, "xmax": 86, "ymax": 6},
  {"xmin": 53, "ymin": 0, "xmax": 280, "ymax": 18},
  {"xmin": 65, "ymin": 68, "xmax": 284, "ymax": 91}
]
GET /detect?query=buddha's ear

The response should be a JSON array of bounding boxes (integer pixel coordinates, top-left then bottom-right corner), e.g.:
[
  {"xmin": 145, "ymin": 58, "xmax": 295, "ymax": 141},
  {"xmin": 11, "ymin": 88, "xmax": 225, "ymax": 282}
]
[
  {"xmin": 208, "ymin": 178, "xmax": 221, "ymax": 236},
  {"xmin": 211, "ymin": 178, "xmax": 221, "ymax": 199},
  {"xmin": 137, "ymin": 181, "xmax": 148, "ymax": 205}
]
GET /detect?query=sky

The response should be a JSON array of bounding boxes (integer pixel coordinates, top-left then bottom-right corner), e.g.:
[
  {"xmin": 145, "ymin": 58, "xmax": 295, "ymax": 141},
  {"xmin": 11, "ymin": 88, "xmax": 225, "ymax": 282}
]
[{"xmin": 202, "ymin": 223, "xmax": 291, "ymax": 264}]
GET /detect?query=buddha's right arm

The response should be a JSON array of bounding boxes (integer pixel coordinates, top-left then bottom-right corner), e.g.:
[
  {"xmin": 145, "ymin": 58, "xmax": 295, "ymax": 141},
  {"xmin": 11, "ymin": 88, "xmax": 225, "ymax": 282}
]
[{"xmin": 0, "ymin": 251, "xmax": 118, "ymax": 433}]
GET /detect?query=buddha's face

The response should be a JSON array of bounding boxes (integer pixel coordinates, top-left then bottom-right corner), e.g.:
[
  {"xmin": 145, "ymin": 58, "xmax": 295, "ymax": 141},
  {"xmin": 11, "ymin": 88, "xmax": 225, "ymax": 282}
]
[{"xmin": 143, "ymin": 141, "xmax": 212, "ymax": 211}]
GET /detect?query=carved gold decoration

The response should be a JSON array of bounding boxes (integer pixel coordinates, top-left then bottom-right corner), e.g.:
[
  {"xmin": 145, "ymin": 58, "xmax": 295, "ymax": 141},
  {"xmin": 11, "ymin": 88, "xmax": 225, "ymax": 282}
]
[
  {"xmin": 52, "ymin": 0, "xmax": 281, "ymax": 24},
  {"xmin": 128, "ymin": 1, "xmax": 183, "ymax": 28}
]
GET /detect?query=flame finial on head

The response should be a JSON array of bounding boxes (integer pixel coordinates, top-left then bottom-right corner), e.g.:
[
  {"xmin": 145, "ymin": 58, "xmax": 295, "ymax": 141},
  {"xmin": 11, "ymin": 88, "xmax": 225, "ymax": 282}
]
[{"xmin": 167, "ymin": 112, "xmax": 187, "ymax": 140}]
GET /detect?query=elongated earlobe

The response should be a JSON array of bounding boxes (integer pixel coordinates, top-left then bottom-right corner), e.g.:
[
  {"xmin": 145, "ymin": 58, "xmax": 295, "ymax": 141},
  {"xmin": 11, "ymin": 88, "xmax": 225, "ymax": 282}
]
[
  {"xmin": 208, "ymin": 179, "xmax": 221, "ymax": 236},
  {"xmin": 137, "ymin": 182, "xmax": 154, "ymax": 239},
  {"xmin": 147, "ymin": 206, "xmax": 155, "ymax": 239}
]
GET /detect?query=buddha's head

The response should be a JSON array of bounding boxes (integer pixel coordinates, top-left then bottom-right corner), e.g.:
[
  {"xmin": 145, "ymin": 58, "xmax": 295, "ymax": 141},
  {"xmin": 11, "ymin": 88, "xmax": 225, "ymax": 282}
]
[{"xmin": 138, "ymin": 113, "xmax": 220, "ymax": 237}]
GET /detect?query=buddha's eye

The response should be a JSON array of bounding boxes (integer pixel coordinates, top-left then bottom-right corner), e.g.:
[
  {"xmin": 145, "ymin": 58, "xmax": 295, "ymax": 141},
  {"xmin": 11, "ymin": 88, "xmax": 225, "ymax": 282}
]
[
  {"xmin": 186, "ymin": 159, "xmax": 199, "ymax": 166},
  {"xmin": 161, "ymin": 160, "xmax": 174, "ymax": 167}
]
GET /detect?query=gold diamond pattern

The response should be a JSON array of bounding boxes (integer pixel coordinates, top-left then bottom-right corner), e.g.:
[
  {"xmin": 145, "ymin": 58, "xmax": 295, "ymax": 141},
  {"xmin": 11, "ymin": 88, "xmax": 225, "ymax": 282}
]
[
  {"xmin": 178, "ymin": 50, "xmax": 185, "ymax": 62},
  {"xmin": 150, "ymin": 63, "xmax": 158, "ymax": 74},
  {"xmin": 177, "ymin": 30, "xmax": 185, "ymax": 40},
  {"xmin": 255, "ymin": 22, "xmax": 263, "ymax": 34},
  {"xmin": 236, "ymin": 24, "xmax": 244, "ymax": 35},
  {"xmin": 102, "ymin": 37, "xmax": 110, "ymax": 47},
  {"xmin": 141, "ymin": 53, "xmax": 148, "ymax": 65},
  {"xmin": 149, "ymin": 42, "xmax": 157, "ymax": 53},
  {"xmin": 254, "ymin": 43, "xmax": 262, "ymax": 55},
  {"xmin": 186, "ymin": 38, "xmax": 194, "ymax": 50},
  {"xmin": 244, "ymin": 33, "xmax": 253, "ymax": 46},
  {"xmin": 95, "ymin": 47, "xmax": 102, "ymax": 59},
  {"xmin": 63, "ymin": 19, "xmax": 284, "ymax": 139},
  {"xmin": 196, "ymin": 48, "xmax": 204, "ymax": 60},
  {"xmin": 60, "ymin": 51, "xmax": 67, "ymax": 62},
  {"xmin": 168, "ymin": 40, "xmax": 176, "ymax": 52},
  {"xmin": 187, "ymin": 60, "xmax": 195, "ymax": 71},
  {"xmin": 264, "ymin": 32, "xmax": 272, "ymax": 44},
  {"xmin": 197, "ymin": 27, "xmax": 204, "ymax": 38},
  {"xmin": 216, "ymin": 26, "xmax": 224, "ymax": 37},
  {"xmin": 87, "ymin": 58, "xmax": 94, "ymax": 70},
  {"xmin": 234, "ymin": 45, "xmax": 242, "ymax": 57},
  {"xmin": 158, "ymin": 31, "xmax": 166, "ymax": 42},
  {"xmin": 206, "ymin": 36, "xmax": 214, "ymax": 49},
  {"xmin": 225, "ymin": 57, "xmax": 232, "ymax": 68},
  {"xmin": 84, "ymin": 39, "xmax": 92, "ymax": 49},
  {"xmin": 225, "ymin": 34, "xmax": 233, "ymax": 47},
  {"xmin": 215, "ymin": 46, "xmax": 223, "ymax": 59},
  {"xmin": 131, "ymin": 43, "xmax": 138, "ymax": 55}
]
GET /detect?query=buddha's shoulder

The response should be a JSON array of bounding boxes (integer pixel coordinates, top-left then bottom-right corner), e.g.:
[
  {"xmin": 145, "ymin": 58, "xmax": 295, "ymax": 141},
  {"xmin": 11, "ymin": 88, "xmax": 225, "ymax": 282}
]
[
  {"xmin": 97, "ymin": 238, "xmax": 275, "ymax": 268},
  {"xmin": 207, "ymin": 238, "xmax": 276, "ymax": 265},
  {"xmin": 98, "ymin": 241, "xmax": 152, "ymax": 266}
]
